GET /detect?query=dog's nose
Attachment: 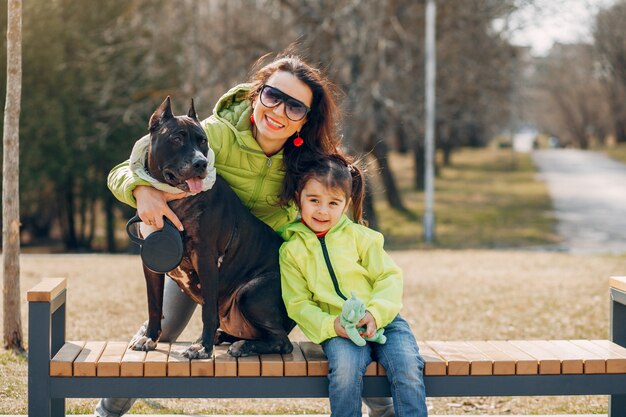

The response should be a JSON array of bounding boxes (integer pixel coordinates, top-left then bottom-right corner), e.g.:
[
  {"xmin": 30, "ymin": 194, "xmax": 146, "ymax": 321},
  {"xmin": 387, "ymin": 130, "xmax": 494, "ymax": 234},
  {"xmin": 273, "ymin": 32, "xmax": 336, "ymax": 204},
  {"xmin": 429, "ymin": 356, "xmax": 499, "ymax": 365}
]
[{"xmin": 193, "ymin": 158, "xmax": 208, "ymax": 173}]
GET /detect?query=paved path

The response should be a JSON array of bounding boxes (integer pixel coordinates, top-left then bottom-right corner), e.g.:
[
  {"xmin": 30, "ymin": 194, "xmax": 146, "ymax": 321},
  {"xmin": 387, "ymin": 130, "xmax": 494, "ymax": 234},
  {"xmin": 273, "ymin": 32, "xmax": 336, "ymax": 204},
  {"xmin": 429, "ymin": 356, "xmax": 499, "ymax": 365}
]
[{"xmin": 532, "ymin": 149, "xmax": 626, "ymax": 254}]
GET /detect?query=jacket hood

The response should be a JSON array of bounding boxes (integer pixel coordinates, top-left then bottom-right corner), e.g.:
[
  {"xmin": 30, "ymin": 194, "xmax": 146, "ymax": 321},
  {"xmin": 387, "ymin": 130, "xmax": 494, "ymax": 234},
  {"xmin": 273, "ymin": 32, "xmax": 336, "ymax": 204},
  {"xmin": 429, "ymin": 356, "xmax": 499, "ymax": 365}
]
[
  {"xmin": 212, "ymin": 83, "xmax": 276, "ymax": 156},
  {"xmin": 278, "ymin": 214, "xmax": 352, "ymax": 242}
]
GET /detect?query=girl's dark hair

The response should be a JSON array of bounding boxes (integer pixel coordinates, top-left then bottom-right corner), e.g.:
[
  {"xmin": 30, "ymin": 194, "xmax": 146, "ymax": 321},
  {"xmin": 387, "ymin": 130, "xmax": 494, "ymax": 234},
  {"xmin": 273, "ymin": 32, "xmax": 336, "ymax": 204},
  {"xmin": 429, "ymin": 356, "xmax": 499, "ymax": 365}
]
[
  {"xmin": 247, "ymin": 53, "xmax": 343, "ymax": 207},
  {"xmin": 295, "ymin": 154, "xmax": 366, "ymax": 225}
]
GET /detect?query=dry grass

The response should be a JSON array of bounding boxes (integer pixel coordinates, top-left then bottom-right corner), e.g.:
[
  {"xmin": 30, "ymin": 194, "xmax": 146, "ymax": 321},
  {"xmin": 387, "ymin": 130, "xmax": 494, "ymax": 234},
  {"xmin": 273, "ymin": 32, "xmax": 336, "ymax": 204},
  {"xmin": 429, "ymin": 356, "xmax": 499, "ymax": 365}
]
[
  {"xmin": 370, "ymin": 148, "xmax": 560, "ymax": 250},
  {"xmin": 2, "ymin": 252, "xmax": 625, "ymax": 415}
]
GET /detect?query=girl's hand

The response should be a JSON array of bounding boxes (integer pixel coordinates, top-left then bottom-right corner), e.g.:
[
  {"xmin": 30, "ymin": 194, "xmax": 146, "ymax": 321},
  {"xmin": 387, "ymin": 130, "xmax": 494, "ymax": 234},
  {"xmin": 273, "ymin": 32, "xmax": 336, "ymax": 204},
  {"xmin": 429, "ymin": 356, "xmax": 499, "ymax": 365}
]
[
  {"xmin": 357, "ymin": 311, "xmax": 378, "ymax": 339},
  {"xmin": 334, "ymin": 316, "xmax": 349, "ymax": 339},
  {"xmin": 133, "ymin": 185, "xmax": 186, "ymax": 231}
]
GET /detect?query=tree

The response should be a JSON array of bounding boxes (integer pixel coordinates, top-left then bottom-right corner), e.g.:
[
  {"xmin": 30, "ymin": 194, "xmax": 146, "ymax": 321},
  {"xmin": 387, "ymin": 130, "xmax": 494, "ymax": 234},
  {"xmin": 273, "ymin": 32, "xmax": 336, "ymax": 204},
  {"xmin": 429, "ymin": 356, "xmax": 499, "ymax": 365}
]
[
  {"xmin": 529, "ymin": 43, "xmax": 610, "ymax": 148},
  {"xmin": 594, "ymin": 0, "xmax": 626, "ymax": 143},
  {"xmin": 3, "ymin": 0, "xmax": 24, "ymax": 352}
]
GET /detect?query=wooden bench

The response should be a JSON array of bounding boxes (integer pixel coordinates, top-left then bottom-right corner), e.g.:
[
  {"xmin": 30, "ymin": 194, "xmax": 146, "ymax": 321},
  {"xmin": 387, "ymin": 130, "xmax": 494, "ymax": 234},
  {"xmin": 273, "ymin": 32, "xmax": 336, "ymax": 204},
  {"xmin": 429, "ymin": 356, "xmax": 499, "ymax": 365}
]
[{"xmin": 28, "ymin": 276, "xmax": 626, "ymax": 416}]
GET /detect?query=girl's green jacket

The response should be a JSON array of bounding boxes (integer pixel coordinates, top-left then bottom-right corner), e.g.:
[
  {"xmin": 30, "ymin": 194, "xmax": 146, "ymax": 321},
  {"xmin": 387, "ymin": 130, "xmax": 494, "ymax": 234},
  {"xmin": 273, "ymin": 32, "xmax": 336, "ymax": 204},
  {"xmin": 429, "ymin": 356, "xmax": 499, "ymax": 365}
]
[{"xmin": 279, "ymin": 215, "xmax": 403, "ymax": 344}]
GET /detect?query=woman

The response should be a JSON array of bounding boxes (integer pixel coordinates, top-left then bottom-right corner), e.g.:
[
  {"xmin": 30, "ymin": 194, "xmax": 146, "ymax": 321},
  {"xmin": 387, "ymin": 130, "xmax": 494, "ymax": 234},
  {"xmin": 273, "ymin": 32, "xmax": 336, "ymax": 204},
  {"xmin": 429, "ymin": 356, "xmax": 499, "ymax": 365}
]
[{"xmin": 97, "ymin": 54, "xmax": 395, "ymax": 417}]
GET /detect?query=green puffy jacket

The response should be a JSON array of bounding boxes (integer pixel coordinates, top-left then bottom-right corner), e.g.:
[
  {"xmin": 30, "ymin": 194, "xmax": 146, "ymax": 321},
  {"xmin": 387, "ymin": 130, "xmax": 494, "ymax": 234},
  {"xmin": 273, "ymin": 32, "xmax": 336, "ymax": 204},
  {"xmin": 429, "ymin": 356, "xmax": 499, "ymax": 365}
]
[
  {"xmin": 107, "ymin": 84, "xmax": 298, "ymax": 231},
  {"xmin": 279, "ymin": 215, "xmax": 403, "ymax": 344}
]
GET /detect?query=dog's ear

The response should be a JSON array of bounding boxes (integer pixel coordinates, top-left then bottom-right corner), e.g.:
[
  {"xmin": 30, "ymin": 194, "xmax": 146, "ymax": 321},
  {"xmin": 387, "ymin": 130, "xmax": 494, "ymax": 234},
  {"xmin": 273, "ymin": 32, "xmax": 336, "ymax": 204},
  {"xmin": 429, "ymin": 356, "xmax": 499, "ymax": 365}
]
[
  {"xmin": 149, "ymin": 96, "xmax": 174, "ymax": 132},
  {"xmin": 187, "ymin": 98, "xmax": 199, "ymax": 123}
]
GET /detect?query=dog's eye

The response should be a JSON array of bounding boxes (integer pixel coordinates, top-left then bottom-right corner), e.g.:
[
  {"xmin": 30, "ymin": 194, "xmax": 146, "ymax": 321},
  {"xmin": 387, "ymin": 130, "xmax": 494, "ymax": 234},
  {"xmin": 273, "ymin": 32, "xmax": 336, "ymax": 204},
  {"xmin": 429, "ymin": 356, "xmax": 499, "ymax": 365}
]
[{"xmin": 170, "ymin": 136, "xmax": 183, "ymax": 146}]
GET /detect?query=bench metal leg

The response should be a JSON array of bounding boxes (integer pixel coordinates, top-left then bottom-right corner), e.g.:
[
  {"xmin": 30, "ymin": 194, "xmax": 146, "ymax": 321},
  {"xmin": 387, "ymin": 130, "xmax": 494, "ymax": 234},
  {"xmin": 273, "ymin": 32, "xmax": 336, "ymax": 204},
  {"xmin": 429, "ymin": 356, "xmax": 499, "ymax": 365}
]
[
  {"xmin": 610, "ymin": 288, "xmax": 626, "ymax": 417},
  {"xmin": 29, "ymin": 301, "xmax": 52, "ymax": 417},
  {"xmin": 51, "ymin": 398, "xmax": 65, "ymax": 417},
  {"xmin": 610, "ymin": 395, "xmax": 626, "ymax": 417}
]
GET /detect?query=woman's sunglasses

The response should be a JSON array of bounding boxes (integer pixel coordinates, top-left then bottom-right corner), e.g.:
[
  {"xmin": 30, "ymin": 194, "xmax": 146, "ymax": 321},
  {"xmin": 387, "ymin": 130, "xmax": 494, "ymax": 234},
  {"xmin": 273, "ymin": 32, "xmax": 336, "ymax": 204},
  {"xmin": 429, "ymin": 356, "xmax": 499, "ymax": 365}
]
[{"xmin": 259, "ymin": 85, "xmax": 311, "ymax": 121}]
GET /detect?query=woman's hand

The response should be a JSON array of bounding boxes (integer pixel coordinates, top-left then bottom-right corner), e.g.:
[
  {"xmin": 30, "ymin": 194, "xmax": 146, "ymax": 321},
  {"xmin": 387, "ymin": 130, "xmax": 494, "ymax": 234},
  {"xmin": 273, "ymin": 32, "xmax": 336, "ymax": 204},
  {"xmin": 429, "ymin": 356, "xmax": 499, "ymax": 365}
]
[
  {"xmin": 357, "ymin": 311, "xmax": 378, "ymax": 339},
  {"xmin": 133, "ymin": 185, "xmax": 186, "ymax": 231},
  {"xmin": 334, "ymin": 316, "xmax": 349, "ymax": 339}
]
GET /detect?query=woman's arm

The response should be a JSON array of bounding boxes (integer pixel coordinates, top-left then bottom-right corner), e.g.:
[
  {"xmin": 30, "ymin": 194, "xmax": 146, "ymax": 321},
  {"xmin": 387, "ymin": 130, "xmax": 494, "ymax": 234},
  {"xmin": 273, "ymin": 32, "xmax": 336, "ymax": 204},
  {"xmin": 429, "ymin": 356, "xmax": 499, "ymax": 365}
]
[
  {"xmin": 107, "ymin": 160, "xmax": 185, "ymax": 230},
  {"xmin": 107, "ymin": 159, "xmax": 149, "ymax": 207}
]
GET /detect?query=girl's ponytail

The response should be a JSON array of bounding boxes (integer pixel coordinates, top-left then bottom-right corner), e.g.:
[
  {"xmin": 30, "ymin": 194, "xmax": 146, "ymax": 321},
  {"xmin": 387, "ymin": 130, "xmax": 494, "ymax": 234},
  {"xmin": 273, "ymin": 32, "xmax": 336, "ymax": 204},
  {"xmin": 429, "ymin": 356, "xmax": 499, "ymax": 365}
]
[{"xmin": 347, "ymin": 162, "xmax": 366, "ymax": 225}]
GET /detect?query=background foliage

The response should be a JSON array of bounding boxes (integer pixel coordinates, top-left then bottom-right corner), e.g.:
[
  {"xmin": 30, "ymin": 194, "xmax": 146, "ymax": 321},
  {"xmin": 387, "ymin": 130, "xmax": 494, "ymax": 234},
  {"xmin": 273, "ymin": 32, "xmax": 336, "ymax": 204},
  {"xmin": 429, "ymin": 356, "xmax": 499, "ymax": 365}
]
[{"xmin": 0, "ymin": 0, "xmax": 624, "ymax": 251}]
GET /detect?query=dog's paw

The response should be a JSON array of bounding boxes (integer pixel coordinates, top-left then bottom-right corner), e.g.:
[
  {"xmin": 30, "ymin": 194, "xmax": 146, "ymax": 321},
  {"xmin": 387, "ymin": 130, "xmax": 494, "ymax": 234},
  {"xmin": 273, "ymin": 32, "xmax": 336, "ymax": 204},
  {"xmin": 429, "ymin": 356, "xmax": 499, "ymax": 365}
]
[
  {"xmin": 227, "ymin": 340, "xmax": 253, "ymax": 357},
  {"xmin": 183, "ymin": 343, "xmax": 212, "ymax": 359},
  {"xmin": 130, "ymin": 336, "xmax": 157, "ymax": 351}
]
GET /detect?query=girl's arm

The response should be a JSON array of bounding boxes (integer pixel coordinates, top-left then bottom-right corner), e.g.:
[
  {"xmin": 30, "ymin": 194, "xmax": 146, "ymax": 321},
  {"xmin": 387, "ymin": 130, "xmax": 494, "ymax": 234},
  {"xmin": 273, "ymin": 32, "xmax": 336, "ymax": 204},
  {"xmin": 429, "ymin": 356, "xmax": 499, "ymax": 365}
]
[
  {"xmin": 360, "ymin": 232, "xmax": 404, "ymax": 329},
  {"xmin": 280, "ymin": 247, "xmax": 340, "ymax": 344}
]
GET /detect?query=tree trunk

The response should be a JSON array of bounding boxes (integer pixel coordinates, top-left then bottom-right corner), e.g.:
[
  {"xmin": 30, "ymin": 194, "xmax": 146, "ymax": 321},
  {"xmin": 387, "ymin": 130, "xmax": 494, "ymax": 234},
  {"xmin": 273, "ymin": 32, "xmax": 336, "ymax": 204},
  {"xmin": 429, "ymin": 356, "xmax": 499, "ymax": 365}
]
[
  {"xmin": 413, "ymin": 140, "xmax": 425, "ymax": 191},
  {"xmin": 363, "ymin": 181, "xmax": 378, "ymax": 231},
  {"xmin": 371, "ymin": 139, "xmax": 407, "ymax": 212},
  {"xmin": 63, "ymin": 176, "xmax": 78, "ymax": 250},
  {"xmin": 105, "ymin": 193, "xmax": 116, "ymax": 252},
  {"xmin": 3, "ymin": 0, "xmax": 24, "ymax": 352}
]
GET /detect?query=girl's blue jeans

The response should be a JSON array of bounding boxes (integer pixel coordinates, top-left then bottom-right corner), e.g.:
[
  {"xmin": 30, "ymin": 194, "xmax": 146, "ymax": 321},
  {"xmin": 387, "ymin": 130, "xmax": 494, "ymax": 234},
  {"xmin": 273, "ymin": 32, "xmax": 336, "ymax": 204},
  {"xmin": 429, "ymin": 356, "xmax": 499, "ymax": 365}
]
[{"xmin": 321, "ymin": 315, "xmax": 428, "ymax": 417}]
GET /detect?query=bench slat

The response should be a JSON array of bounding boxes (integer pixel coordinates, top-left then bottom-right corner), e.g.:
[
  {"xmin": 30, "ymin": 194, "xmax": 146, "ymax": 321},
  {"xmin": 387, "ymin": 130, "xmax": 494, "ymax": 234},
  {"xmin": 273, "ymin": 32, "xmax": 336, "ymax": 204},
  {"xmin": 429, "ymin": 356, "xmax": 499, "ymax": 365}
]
[
  {"xmin": 467, "ymin": 341, "xmax": 515, "ymax": 375},
  {"xmin": 74, "ymin": 341, "xmax": 106, "ymax": 376},
  {"xmin": 50, "ymin": 341, "xmax": 85, "ymax": 376},
  {"xmin": 260, "ymin": 353, "xmax": 283, "ymax": 376},
  {"xmin": 486, "ymin": 340, "xmax": 538, "ymax": 375},
  {"xmin": 534, "ymin": 340, "xmax": 583, "ymax": 374},
  {"xmin": 509, "ymin": 340, "xmax": 561, "ymax": 374},
  {"xmin": 417, "ymin": 341, "xmax": 446, "ymax": 376},
  {"xmin": 549, "ymin": 340, "xmax": 605, "ymax": 374},
  {"xmin": 584, "ymin": 340, "xmax": 626, "ymax": 373},
  {"xmin": 238, "ymin": 354, "xmax": 261, "ymax": 376},
  {"xmin": 214, "ymin": 344, "xmax": 237, "ymax": 376},
  {"xmin": 283, "ymin": 342, "xmax": 307, "ymax": 376},
  {"xmin": 454, "ymin": 342, "xmax": 493, "ymax": 375},
  {"xmin": 120, "ymin": 346, "xmax": 146, "ymax": 377},
  {"xmin": 300, "ymin": 341, "xmax": 328, "ymax": 376},
  {"xmin": 168, "ymin": 343, "xmax": 191, "ymax": 377},
  {"xmin": 97, "ymin": 342, "xmax": 128, "ymax": 377},
  {"xmin": 146, "ymin": 345, "xmax": 170, "ymax": 377},
  {"xmin": 425, "ymin": 341, "xmax": 470, "ymax": 375}
]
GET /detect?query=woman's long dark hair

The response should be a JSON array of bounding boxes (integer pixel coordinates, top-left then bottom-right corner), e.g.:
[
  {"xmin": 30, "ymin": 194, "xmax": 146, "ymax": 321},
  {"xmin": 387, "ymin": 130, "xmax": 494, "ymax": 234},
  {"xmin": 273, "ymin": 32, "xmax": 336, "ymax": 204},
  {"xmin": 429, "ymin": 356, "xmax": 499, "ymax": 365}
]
[{"xmin": 247, "ymin": 54, "xmax": 344, "ymax": 207}]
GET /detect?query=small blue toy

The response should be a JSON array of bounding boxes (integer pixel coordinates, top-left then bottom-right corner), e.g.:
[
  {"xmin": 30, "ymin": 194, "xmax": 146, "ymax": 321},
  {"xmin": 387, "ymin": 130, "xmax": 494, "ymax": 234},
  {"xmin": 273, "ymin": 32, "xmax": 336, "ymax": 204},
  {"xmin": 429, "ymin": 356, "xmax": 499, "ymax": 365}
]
[{"xmin": 340, "ymin": 291, "xmax": 386, "ymax": 346}]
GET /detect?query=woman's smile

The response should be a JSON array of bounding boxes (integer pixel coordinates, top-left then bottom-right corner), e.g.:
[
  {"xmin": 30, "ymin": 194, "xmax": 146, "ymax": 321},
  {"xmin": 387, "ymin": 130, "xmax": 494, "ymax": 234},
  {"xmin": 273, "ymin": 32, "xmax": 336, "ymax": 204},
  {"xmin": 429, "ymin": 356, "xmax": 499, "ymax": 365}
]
[{"xmin": 264, "ymin": 114, "xmax": 285, "ymax": 130}]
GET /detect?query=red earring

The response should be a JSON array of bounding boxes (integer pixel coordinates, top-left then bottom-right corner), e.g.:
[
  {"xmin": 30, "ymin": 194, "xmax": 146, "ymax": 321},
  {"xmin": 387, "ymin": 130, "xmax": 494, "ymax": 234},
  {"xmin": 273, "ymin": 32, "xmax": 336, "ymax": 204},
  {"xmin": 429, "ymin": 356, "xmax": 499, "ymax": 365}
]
[
  {"xmin": 250, "ymin": 114, "xmax": 255, "ymax": 125},
  {"xmin": 293, "ymin": 132, "xmax": 304, "ymax": 147}
]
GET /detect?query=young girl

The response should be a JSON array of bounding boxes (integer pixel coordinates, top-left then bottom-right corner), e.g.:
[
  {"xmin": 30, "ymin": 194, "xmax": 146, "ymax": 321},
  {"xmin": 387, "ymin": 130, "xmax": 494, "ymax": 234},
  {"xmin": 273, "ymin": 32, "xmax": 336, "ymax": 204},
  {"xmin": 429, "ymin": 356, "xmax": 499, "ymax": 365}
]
[{"xmin": 279, "ymin": 154, "xmax": 428, "ymax": 417}]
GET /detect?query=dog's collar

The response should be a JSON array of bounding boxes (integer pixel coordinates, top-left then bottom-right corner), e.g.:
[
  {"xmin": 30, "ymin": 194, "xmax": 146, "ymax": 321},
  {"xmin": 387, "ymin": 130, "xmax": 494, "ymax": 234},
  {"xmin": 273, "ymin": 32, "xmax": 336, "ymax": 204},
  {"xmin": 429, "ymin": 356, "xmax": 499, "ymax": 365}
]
[{"xmin": 129, "ymin": 135, "xmax": 217, "ymax": 195}]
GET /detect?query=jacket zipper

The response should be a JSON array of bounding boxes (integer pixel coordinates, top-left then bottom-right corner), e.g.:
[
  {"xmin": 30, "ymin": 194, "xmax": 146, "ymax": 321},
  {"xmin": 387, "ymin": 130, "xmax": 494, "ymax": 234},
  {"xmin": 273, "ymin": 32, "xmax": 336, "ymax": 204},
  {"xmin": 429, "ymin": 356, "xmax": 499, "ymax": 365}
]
[
  {"xmin": 318, "ymin": 236, "xmax": 347, "ymax": 300},
  {"xmin": 247, "ymin": 157, "xmax": 271, "ymax": 209}
]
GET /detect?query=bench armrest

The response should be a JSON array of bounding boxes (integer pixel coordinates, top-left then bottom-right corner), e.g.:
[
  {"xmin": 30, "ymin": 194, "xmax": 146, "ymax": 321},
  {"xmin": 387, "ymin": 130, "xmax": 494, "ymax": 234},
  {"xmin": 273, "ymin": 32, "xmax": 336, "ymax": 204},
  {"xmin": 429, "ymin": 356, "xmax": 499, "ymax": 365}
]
[
  {"xmin": 610, "ymin": 276, "xmax": 626, "ymax": 293},
  {"xmin": 27, "ymin": 278, "xmax": 66, "ymax": 302},
  {"xmin": 611, "ymin": 276, "xmax": 626, "ymax": 348}
]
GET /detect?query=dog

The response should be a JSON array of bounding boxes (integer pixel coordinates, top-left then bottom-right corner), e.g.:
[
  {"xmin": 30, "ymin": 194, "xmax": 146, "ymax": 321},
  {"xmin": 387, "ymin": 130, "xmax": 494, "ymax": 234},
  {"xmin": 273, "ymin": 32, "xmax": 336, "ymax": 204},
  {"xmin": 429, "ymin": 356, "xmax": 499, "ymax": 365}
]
[{"xmin": 130, "ymin": 97, "xmax": 294, "ymax": 359}]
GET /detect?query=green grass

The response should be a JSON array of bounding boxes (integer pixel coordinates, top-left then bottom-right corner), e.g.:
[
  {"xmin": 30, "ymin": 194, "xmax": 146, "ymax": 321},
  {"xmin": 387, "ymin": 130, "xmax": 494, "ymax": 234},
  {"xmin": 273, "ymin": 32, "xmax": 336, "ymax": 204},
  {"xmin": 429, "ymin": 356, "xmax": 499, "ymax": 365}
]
[{"xmin": 371, "ymin": 147, "xmax": 560, "ymax": 250}]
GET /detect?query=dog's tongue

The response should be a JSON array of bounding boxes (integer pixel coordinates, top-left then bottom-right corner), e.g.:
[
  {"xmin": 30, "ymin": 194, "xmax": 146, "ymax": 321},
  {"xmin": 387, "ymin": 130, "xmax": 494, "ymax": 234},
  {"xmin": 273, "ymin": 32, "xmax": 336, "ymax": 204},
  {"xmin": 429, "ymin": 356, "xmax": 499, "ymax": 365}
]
[{"xmin": 185, "ymin": 177, "xmax": 204, "ymax": 194}]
